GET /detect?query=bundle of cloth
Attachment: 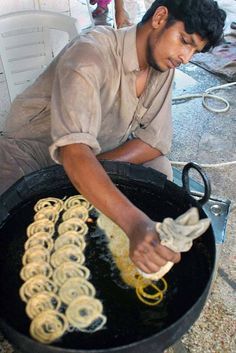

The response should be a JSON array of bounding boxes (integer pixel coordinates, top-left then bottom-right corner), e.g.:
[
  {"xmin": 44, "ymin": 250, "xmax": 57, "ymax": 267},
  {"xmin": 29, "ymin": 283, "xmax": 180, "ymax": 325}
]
[{"xmin": 138, "ymin": 207, "xmax": 211, "ymax": 280}]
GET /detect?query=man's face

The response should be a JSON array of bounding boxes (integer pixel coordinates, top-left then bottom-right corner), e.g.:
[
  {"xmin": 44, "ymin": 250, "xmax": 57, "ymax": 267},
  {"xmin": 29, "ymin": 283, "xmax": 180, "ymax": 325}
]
[{"xmin": 147, "ymin": 21, "xmax": 208, "ymax": 72}]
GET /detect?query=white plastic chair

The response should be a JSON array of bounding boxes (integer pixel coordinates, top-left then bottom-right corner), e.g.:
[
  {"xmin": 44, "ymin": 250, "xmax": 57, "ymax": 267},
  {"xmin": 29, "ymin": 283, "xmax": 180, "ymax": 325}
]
[{"xmin": 0, "ymin": 10, "xmax": 80, "ymax": 102}]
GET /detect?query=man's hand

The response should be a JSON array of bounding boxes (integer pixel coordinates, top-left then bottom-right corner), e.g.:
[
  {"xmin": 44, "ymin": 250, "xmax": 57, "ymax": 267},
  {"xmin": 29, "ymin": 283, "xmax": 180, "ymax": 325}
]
[
  {"xmin": 115, "ymin": 8, "xmax": 132, "ymax": 28},
  {"xmin": 127, "ymin": 217, "xmax": 181, "ymax": 274},
  {"xmin": 114, "ymin": 0, "xmax": 132, "ymax": 28}
]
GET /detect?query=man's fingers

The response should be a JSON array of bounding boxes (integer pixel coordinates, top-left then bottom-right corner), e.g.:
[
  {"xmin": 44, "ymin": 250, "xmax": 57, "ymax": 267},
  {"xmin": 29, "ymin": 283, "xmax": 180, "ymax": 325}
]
[
  {"xmin": 129, "ymin": 222, "xmax": 181, "ymax": 274},
  {"xmin": 172, "ymin": 251, "xmax": 181, "ymax": 263},
  {"xmin": 131, "ymin": 248, "xmax": 171, "ymax": 274},
  {"xmin": 153, "ymin": 243, "xmax": 181, "ymax": 264},
  {"xmin": 144, "ymin": 247, "xmax": 167, "ymax": 267},
  {"xmin": 136, "ymin": 261, "xmax": 155, "ymax": 274},
  {"xmin": 131, "ymin": 238, "xmax": 181, "ymax": 273}
]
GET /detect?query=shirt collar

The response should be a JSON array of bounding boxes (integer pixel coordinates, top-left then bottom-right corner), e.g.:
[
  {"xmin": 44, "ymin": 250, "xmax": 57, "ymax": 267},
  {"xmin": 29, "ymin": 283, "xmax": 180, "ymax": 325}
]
[{"xmin": 122, "ymin": 25, "xmax": 140, "ymax": 74}]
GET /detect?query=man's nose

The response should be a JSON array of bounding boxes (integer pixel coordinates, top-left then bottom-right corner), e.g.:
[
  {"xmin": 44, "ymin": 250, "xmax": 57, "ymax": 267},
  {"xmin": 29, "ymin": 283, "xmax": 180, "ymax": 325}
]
[{"xmin": 179, "ymin": 47, "xmax": 196, "ymax": 65}]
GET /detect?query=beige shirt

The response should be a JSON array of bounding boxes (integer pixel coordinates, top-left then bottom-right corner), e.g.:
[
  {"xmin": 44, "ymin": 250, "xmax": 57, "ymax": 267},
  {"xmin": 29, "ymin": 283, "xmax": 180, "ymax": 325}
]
[{"xmin": 5, "ymin": 25, "xmax": 174, "ymax": 164}]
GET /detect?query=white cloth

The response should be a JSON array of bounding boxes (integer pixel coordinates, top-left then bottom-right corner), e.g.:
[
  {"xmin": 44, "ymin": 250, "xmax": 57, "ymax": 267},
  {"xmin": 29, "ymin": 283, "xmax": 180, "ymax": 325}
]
[{"xmin": 138, "ymin": 207, "xmax": 211, "ymax": 280}]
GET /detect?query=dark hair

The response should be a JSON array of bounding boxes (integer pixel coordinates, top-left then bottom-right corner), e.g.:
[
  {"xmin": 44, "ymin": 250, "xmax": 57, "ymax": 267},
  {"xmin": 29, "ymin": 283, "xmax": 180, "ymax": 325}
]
[{"xmin": 140, "ymin": 0, "xmax": 226, "ymax": 51}]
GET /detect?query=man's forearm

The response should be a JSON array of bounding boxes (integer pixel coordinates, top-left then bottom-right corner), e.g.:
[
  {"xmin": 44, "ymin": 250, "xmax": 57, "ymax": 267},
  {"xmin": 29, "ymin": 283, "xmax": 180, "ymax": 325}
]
[
  {"xmin": 60, "ymin": 143, "xmax": 148, "ymax": 236},
  {"xmin": 97, "ymin": 138, "xmax": 162, "ymax": 164},
  {"xmin": 114, "ymin": 0, "xmax": 124, "ymax": 12}
]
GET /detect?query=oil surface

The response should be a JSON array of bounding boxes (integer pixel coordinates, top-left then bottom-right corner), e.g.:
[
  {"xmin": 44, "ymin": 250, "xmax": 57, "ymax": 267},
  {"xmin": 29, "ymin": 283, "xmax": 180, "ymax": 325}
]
[{"xmin": 0, "ymin": 184, "xmax": 214, "ymax": 350}]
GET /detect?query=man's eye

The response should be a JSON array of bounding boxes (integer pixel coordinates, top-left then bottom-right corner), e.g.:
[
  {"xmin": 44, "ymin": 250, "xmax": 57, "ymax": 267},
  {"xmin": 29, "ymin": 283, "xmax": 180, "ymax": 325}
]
[{"xmin": 181, "ymin": 36, "xmax": 188, "ymax": 45}]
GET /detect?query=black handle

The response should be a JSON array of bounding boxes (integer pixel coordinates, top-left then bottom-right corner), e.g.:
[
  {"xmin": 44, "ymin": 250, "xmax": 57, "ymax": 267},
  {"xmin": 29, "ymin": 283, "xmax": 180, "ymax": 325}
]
[{"xmin": 182, "ymin": 162, "xmax": 211, "ymax": 206}]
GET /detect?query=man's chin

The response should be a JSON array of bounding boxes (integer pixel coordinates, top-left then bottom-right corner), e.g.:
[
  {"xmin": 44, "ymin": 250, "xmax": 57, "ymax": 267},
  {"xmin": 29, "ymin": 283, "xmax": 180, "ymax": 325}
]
[
  {"xmin": 148, "ymin": 59, "xmax": 168, "ymax": 72},
  {"xmin": 150, "ymin": 63, "xmax": 168, "ymax": 72}
]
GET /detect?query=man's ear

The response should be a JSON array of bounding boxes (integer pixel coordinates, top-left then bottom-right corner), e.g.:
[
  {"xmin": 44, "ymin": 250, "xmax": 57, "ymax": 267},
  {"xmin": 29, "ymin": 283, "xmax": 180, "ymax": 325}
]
[{"xmin": 152, "ymin": 6, "xmax": 169, "ymax": 29}]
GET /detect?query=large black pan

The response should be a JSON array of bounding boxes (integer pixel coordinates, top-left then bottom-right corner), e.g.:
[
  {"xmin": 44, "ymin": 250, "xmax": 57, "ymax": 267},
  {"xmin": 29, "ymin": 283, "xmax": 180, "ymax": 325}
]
[{"xmin": 0, "ymin": 161, "xmax": 215, "ymax": 353}]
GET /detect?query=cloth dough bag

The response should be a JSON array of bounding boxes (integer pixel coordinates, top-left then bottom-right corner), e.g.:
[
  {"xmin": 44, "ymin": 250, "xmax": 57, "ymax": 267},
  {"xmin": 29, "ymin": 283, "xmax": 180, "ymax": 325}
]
[{"xmin": 138, "ymin": 207, "xmax": 211, "ymax": 280}]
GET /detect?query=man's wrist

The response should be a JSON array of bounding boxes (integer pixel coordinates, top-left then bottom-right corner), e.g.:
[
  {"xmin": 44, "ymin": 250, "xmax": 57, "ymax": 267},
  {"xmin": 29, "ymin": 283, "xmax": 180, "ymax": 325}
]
[{"xmin": 118, "ymin": 207, "xmax": 151, "ymax": 239}]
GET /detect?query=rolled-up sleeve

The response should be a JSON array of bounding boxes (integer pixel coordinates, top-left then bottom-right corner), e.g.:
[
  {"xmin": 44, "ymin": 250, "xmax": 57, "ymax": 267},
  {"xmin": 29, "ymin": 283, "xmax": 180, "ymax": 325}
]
[
  {"xmin": 134, "ymin": 69, "xmax": 174, "ymax": 155},
  {"xmin": 49, "ymin": 40, "xmax": 105, "ymax": 163}
]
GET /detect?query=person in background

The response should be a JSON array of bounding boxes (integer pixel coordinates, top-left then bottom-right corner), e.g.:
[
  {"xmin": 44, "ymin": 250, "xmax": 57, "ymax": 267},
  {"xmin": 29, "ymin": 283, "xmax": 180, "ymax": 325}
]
[
  {"xmin": 114, "ymin": 0, "xmax": 131, "ymax": 28},
  {"xmin": 91, "ymin": 0, "xmax": 151, "ymax": 26},
  {"xmin": 0, "ymin": 0, "xmax": 226, "ymax": 274},
  {"xmin": 115, "ymin": 0, "xmax": 154, "ymax": 28},
  {"xmin": 90, "ymin": 0, "xmax": 112, "ymax": 18}
]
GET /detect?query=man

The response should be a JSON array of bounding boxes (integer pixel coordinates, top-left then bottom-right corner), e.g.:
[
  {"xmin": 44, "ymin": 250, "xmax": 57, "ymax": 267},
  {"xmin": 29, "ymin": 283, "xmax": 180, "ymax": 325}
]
[{"xmin": 0, "ymin": 0, "xmax": 225, "ymax": 274}]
